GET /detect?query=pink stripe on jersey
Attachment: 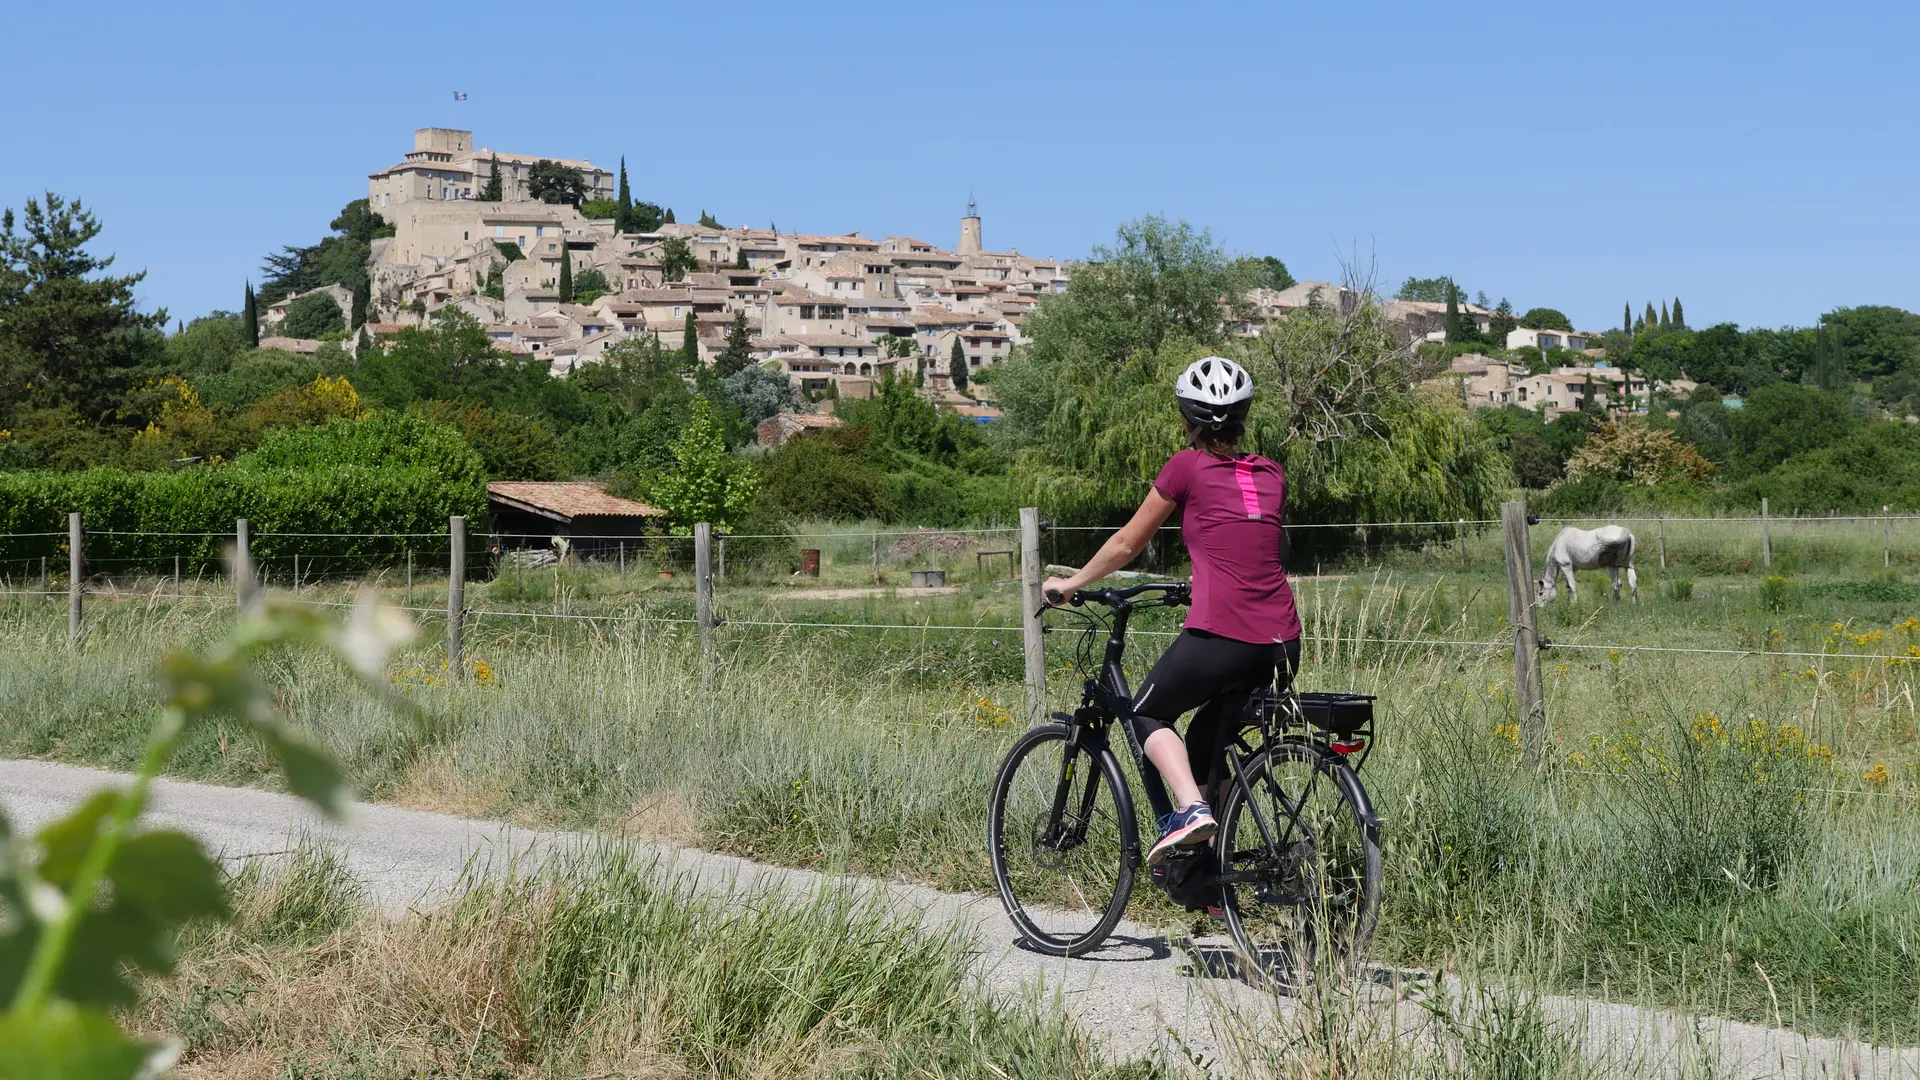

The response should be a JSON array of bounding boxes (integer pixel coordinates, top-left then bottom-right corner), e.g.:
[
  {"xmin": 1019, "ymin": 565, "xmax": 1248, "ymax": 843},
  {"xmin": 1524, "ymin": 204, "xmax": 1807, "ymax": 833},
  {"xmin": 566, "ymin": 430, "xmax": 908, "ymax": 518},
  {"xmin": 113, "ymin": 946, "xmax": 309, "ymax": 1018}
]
[{"xmin": 1233, "ymin": 460, "xmax": 1261, "ymax": 518}]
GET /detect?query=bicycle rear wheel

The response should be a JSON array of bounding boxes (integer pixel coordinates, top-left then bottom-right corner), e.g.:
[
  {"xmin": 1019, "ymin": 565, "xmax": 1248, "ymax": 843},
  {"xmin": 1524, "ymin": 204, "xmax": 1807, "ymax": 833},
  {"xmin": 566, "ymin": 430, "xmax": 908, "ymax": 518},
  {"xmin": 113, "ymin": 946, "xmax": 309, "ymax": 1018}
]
[
  {"xmin": 986, "ymin": 723, "xmax": 1137, "ymax": 956},
  {"xmin": 1217, "ymin": 740, "xmax": 1380, "ymax": 986}
]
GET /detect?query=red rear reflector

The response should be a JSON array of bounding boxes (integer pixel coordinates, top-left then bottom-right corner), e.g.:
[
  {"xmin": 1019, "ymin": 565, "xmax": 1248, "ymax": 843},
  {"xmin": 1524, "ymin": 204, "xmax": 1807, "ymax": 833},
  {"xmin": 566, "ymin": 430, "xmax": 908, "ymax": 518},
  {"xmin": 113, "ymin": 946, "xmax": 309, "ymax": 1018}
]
[{"xmin": 1330, "ymin": 740, "xmax": 1365, "ymax": 755}]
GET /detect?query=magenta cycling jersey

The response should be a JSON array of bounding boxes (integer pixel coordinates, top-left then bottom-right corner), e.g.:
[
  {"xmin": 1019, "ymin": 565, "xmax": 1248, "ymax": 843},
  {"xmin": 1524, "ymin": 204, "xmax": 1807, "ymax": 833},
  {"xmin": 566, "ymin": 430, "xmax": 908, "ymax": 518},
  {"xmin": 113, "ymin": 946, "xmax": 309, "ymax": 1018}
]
[{"xmin": 1152, "ymin": 448, "xmax": 1302, "ymax": 645}]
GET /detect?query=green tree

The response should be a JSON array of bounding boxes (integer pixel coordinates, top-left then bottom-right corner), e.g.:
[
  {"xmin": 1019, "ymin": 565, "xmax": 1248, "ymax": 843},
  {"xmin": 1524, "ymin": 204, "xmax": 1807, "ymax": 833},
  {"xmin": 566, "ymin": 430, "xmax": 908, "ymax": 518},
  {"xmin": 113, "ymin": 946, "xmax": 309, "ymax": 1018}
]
[
  {"xmin": 1488, "ymin": 298, "xmax": 1518, "ymax": 344},
  {"xmin": 577, "ymin": 198, "xmax": 619, "ymax": 220},
  {"xmin": 1644, "ymin": 301, "xmax": 1659, "ymax": 332},
  {"xmin": 950, "ymin": 336, "xmax": 968, "ymax": 391},
  {"xmin": 1520, "ymin": 307, "xmax": 1573, "ymax": 332},
  {"xmin": 0, "ymin": 193, "xmax": 167, "ymax": 423},
  {"xmin": 663, "ymin": 208, "xmax": 676, "ymax": 224},
  {"xmin": 1580, "ymin": 375, "xmax": 1596, "ymax": 413},
  {"xmin": 258, "ymin": 199, "xmax": 388, "ymax": 305},
  {"xmin": 350, "ymin": 278, "xmax": 369, "ymax": 330},
  {"xmin": 558, "ymin": 244, "xmax": 573, "ymax": 303},
  {"xmin": 680, "ymin": 311, "xmax": 699, "ymax": 370},
  {"xmin": 659, "ymin": 237, "xmax": 696, "ymax": 282},
  {"xmin": 699, "ymin": 210, "xmax": 721, "ymax": 228},
  {"xmin": 1806, "ymin": 323, "xmax": 1850, "ymax": 392},
  {"xmin": 628, "ymin": 201, "xmax": 664, "ymax": 234},
  {"xmin": 526, "ymin": 160, "xmax": 587, "ymax": 205},
  {"xmin": 1821, "ymin": 305, "xmax": 1920, "ymax": 379},
  {"xmin": 278, "ymin": 292, "xmax": 345, "ymax": 338},
  {"xmin": 1729, "ymin": 382, "xmax": 1854, "ymax": 477},
  {"xmin": 1660, "ymin": 301, "xmax": 1670, "ymax": 327},
  {"xmin": 718, "ymin": 362, "xmax": 794, "ymax": 428},
  {"xmin": 646, "ymin": 397, "xmax": 757, "ymax": 532},
  {"xmin": 615, "ymin": 156, "xmax": 633, "ymax": 231},
  {"xmin": 1019, "ymin": 216, "xmax": 1256, "ymax": 375},
  {"xmin": 1239, "ymin": 255, "xmax": 1295, "ymax": 291},
  {"xmin": 734, "ymin": 249, "xmax": 749, "ymax": 269},
  {"xmin": 571, "ymin": 268, "xmax": 610, "ymax": 305},
  {"xmin": 1396, "ymin": 276, "xmax": 1459, "ymax": 303},
  {"xmin": 1623, "ymin": 302, "xmax": 1632, "ymax": 336},
  {"xmin": 482, "ymin": 156, "xmax": 503, "ymax": 201},
  {"xmin": 244, "ymin": 282, "xmax": 260, "ymax": 348},
  {"xmin": 1670, "ymin": 296, "xmax": 1686, "ymax": 329},
  {"xmin": 1444, "ymin": 284, "xmax": 1474, "ymax": 344},
  {"xmin": 716, "ymin": 310, "xmax": 754, "ymax": 377}
]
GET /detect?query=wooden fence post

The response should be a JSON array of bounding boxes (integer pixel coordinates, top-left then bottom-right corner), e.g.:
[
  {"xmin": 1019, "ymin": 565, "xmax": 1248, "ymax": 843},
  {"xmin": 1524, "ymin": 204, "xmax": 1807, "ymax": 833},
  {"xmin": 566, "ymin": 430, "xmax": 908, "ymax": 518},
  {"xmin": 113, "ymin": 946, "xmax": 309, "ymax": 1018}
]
[
  {"xmin": 1885, "ymin": 505, "xmax": 1893, "ymax": 569},
  {"xmin": 1761, "ymin": 497, "xmax": 1772, "ymax": 569},
  {"xmin": 173, "ymin": 554, "xmax": 181, "ymax": 600},
  {"xmin": 872, "ymin": 531, "xmax": 880, "ymax": 585},
  {"xmin": 68, "ymin": 512, "xmax": 82, "ymax": 647},
  {"xmin": 1019, "ymin": 507, "xmax": 1048, "ymax": 725},
  {"xmin": 447, "ymin": 516, "xmax": 466, "ymax": 678},
  {"xmin": 1657, "ymin": 515, "xmax": 1667, "ymax": 571},
  {"xmin": 1501, "ymin": 502, "xmax": 1547, "ymax": 768},
  {"xmin": 718, "ymin": 535, "xmax": 726, "ymax": 581},
  {"xmin": 1457, "ymin": 519, "xmax": 1468, "ymax": 567},
  {"xmin": 694, "ymin": 523, "xmax": 715, "ymax": 681},
  {"xmin": 405, "ymin": 549, "xmax": 413, "ymax": 608},
  {"xmin": 235, "ymin": 518, "xmax": 252, "ymax": 613},
  {"xmin": 40, "ymin": 556, "xmax": 47, "ymax": 598}
]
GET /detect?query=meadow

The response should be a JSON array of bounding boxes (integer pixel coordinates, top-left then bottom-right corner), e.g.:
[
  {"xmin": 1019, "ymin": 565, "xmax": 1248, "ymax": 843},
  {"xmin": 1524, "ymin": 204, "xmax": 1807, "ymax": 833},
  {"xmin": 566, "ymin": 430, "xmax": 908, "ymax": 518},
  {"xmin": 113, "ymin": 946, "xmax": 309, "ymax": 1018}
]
[{"xmin": 4, "ymin": 512, "xmax": 1919, "ymax": 1071}]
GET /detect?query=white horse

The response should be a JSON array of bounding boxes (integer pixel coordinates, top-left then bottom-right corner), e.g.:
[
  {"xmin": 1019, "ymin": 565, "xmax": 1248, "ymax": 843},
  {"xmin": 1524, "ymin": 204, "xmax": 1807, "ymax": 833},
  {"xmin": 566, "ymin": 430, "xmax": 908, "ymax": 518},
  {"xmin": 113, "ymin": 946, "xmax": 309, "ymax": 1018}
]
[{"xmin": 1537, "ymin": 525, "xmax": 1638, "ymax": 603}]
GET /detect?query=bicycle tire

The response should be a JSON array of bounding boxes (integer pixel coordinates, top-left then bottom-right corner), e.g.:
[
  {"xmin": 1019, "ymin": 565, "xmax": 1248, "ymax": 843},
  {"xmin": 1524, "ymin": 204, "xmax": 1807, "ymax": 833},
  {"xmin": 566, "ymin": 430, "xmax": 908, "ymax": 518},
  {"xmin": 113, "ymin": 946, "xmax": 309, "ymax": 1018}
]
[
  {"xmin": 1216, "ymin": 739, "xmax": 1381, "ymax": 986},
  {"xmin": 986, "ymin": 723, "xmax": 1138, "ymax": 956}
]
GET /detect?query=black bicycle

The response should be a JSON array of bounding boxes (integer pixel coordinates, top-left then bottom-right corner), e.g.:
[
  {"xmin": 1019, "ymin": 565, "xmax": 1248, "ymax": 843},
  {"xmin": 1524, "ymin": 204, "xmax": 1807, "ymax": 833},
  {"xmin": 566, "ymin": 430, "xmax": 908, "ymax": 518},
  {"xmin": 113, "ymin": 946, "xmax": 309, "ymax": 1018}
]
[{"xmin": 985, "ymin": 581, "xmax": 1382, "ymax": 984}]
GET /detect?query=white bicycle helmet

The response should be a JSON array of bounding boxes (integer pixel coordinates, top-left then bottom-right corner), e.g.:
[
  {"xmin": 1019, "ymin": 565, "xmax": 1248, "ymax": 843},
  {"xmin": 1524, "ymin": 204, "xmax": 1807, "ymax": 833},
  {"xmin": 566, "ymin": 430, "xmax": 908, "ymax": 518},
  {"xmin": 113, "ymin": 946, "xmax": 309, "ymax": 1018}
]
[{"xmin": 1174, "ymin": 356, "xmax": 1254, "ymax": 428}]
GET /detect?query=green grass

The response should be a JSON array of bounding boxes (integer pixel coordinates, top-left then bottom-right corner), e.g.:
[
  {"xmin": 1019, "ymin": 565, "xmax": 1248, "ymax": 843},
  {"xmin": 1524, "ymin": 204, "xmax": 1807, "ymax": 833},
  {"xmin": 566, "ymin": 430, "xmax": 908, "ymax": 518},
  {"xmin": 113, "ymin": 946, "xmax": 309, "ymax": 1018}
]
[
  {"xmin": 140, "ymin": 842, "xmax": 1145, "ymax": 1077},
  {"xmin": 8, "ymin": 518, "xmax": 1920, "ymax": 1053}
]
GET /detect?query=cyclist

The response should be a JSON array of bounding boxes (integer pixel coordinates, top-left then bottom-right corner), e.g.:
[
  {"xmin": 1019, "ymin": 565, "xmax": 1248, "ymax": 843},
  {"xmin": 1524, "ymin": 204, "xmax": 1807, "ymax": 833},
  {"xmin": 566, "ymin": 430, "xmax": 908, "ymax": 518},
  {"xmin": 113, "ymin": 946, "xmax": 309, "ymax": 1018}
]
[{"xmin": 1043, "ymin": 356, "xmax": 1302, "ymax": 868}]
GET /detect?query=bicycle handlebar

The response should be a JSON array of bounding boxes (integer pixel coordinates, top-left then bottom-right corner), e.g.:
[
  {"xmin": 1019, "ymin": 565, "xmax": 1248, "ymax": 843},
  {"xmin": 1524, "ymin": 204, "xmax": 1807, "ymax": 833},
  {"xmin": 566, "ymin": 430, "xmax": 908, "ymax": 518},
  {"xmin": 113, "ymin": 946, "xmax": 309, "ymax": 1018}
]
[{"xmin": 1044, "ymin": 581, "xmax": 1190, "ymax": 608}]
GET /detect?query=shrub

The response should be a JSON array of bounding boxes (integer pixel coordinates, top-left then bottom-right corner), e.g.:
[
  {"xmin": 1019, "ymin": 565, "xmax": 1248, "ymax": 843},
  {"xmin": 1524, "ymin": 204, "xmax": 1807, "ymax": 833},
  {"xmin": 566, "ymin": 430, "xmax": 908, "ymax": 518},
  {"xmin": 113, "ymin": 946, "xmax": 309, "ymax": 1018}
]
[{"xmin": 1668, "ymin": 577, "xmax": 1694, "ymax": 601}]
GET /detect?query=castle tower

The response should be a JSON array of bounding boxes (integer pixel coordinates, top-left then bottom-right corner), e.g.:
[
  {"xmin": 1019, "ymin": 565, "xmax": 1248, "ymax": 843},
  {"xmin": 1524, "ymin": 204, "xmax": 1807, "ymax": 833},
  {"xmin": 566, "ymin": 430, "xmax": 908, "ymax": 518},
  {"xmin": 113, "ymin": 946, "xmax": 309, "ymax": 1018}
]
[{"xmin": 958, "ymin": 196, "xmax": 982, "ymax": 256}]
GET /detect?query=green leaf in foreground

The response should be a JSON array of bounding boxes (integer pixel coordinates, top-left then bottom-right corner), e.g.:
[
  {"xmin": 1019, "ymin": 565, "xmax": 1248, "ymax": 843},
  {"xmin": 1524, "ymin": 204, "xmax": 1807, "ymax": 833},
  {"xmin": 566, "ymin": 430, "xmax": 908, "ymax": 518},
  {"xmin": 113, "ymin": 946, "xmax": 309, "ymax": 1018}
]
[{"xmin": 0, "ymin": 1003, "xmax": 174, "ymax": 1080}]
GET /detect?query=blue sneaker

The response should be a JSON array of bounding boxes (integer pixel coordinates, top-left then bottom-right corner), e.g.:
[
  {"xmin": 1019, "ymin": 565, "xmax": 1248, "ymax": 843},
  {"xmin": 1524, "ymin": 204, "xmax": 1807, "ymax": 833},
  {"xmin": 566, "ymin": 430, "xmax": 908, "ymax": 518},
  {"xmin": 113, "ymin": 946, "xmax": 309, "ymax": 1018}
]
[{"xmin": 1147, "ymin": 802, "xmax": 1216, "ymax": 866}]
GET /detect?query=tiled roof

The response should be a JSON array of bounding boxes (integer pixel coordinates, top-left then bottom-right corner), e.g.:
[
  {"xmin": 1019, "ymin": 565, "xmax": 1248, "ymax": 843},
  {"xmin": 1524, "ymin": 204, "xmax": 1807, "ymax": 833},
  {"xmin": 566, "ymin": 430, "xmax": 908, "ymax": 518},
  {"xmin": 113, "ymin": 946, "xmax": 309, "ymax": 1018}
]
[{"xmin": 486, "ymin": 482, "xmax": 661, "ymax": 520}]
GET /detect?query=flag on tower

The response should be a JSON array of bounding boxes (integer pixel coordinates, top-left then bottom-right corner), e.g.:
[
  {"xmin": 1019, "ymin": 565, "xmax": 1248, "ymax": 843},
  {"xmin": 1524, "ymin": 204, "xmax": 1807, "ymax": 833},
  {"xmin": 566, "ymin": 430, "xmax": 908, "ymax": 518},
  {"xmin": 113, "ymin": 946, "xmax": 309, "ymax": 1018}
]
[{"xmin": 452, "ymin": 91, "xmax": 468, "ymax": 101}]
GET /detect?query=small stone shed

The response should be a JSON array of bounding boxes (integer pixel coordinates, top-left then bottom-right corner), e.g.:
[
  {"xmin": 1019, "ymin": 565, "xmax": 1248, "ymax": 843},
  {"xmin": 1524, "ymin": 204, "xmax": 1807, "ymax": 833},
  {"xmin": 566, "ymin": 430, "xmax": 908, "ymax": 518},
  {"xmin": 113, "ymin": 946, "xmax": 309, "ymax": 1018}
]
[{"xmin": 485, "ymin": 482, "xmax": 663, "ymax": 560}]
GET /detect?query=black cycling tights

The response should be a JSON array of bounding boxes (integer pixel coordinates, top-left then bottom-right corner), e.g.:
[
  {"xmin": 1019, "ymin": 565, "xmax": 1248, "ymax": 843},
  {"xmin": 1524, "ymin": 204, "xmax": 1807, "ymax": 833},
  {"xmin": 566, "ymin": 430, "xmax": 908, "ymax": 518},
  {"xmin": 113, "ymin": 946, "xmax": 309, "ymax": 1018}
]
[{"xmin": 1130, "ymin": 630, "xmax": 1302, "ymax": 810}]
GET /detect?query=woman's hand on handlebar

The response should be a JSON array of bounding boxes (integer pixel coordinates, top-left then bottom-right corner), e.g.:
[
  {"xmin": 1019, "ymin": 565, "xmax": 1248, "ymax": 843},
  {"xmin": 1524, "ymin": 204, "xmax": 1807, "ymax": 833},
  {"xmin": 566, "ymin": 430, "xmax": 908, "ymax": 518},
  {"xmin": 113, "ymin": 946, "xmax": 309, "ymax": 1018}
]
[{"xmin": 1042, "ymin": 575, "xmax": 1079, "ymax": 606}]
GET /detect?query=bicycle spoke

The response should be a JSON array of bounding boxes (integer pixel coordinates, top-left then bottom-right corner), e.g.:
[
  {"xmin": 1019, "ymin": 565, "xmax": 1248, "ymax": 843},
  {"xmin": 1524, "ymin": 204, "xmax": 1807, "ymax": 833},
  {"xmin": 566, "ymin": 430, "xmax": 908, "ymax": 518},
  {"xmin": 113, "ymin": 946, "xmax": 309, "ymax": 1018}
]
[{"xmin": 989, "ymin": 726, "xmax": 1134, "ymax": 954}]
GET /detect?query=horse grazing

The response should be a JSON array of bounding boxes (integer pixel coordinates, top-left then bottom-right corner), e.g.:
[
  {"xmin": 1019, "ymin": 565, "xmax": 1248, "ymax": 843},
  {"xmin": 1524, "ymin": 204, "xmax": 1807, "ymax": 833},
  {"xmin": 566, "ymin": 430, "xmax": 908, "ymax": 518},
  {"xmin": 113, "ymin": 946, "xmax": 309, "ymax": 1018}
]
[{"xmin": 1537, "ymin": 525, "xmax": 1638, "ymax": 603}]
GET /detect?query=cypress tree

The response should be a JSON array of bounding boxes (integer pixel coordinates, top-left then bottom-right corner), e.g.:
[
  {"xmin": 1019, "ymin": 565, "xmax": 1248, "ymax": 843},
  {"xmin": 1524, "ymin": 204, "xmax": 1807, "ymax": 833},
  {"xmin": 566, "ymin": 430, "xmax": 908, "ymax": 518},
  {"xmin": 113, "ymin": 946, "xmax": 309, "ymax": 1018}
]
[
  {"xmin": 616, "ymin": 156, "xmax": 632, "ymax": 232},
  {"xmin": 1670, "ymin": 296, "xmax": 1685, "ymax": 329},
  {"xmin": 558, "ymin": 244, "xmax": 573, "ymax": 302},
  {"xmin": 680, "ymin": 311, "xmax": 699, "ymax": 370},
  {"xmin": 1660, "ymin": 301, "xmax": 1669, "ymax": 327},
  {"xmin": 1622, "ymin": 303, "xmax": 1632, "ymax": 335},
  {"xmin": 950, "ymin": 336, "xmax": 968, "ymax": 392},
  {"xmin": 1444, "ymin": 285, "xmax": 1465, "ymax": 343},
  {"xmin": 716, "ymin": 310, "xmax": 752, "ymax": 377},
  {"xmin": 350, "ymin": 278, "xmax": 370, "ymax": 329},
  {"xmin": 1643, "ymin": 301, "xmax": 1658, "ymax": 331},
  {"xmin": 663, "ymin": 208, "xmax": 676, "ymax": 224},
  {"xmin": 915, "ymin": 356, "xmax": 925, "ymax": 386},
  {"xmin": 734, "ymin": 248, "xmax": 749, "ymax": 269},
  {"xmin": 483, "ymin": 157, "xmax": 503, "ymax": 201},
  {"xmin": 243, "ymin": 282, "xmax": 259, "ymax": 348}
]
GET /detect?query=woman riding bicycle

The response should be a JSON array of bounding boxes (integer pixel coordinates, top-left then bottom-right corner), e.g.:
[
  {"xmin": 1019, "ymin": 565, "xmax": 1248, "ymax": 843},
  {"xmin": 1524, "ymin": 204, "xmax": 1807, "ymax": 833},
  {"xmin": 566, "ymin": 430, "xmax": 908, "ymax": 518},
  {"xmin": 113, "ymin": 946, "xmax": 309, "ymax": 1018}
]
[{"xmin": 1043, "ymin": 355, "xmax": 1301, "ymax": 867}]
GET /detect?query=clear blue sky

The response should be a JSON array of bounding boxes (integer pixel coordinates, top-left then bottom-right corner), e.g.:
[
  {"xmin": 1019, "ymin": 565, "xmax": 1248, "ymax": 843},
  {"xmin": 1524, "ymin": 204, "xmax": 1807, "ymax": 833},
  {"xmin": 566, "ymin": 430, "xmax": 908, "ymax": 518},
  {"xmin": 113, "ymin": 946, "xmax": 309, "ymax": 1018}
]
[{"xmin": 4, "ymin": 1, "xmax": 1913, "ymax": 333}]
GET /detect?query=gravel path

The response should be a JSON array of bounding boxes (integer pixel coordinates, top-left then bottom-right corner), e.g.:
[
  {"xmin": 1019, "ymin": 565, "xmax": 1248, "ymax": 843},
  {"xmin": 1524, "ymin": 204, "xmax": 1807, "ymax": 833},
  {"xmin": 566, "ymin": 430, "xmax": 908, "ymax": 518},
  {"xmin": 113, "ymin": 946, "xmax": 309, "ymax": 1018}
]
[{"xmin": 3, "ymin": 758, "xmax": 1913, "ymax": 1077}]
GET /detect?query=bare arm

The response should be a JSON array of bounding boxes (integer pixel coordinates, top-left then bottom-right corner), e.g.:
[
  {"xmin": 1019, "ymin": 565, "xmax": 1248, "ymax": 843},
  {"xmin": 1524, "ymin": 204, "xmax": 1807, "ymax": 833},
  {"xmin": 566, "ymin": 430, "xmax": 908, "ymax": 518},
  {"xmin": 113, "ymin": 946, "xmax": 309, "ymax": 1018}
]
[{"xmin": 1043, "ymin": 489, "xmax": 1179, "ymax": 603}]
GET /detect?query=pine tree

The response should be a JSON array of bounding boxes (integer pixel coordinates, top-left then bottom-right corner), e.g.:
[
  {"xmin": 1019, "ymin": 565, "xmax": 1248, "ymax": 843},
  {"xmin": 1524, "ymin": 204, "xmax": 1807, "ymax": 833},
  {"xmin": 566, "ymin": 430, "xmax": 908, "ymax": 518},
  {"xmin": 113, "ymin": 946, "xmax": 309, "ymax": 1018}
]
[
  {"xmin": 482, "ymin": 157, "xmax": 503, "ymax": 201},
  {"xmin": 1623, "ymin": 303, "xmax": 1632, "ymax": 336},
  {"xmin": 1643, "ymin": 302, "xmax": 1658, "ymax": 332},
  {"xmin": 1670, "ymin": 296, "xmax": 1685, "ymax": 329},
  {"xmin": 663, "ymin": 208, "xmax": 676, "ymax": 224},
  {"xmin": 243, "ymin": 282, "xmax": 259, "ymax": 348},
  {"xmin": 616, "ymin": 156, "xmax": 633, "ymax": 233},
  {"xmin": 950, "ymin": 337, "xmax": 968, "ymax": 392},
  {"xmin": 680, "ymin": 311, "xmax": 699, "ymax": 371},
  {"xmin": 558, "ymin": 244, "xmax": 573, "ymax": 303},
  {"xmin": 350, "ymin": 278, "xmax": 370, "ymax": 329},
  {"xmin": 1660, "ymin": 301, "xmax": 1669, "ymax": 327},
  {"xmin": 716, "ymin": 310, "xmax": 753, "ymax": 377}
]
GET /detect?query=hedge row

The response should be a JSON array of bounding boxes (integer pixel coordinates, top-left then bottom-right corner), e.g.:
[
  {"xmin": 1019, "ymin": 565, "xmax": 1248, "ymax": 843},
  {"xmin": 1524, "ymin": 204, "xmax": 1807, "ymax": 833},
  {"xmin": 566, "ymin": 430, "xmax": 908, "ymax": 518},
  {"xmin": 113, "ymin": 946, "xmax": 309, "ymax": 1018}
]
[{"xmin": 0, "ymin": 465, "xmax": 487, "ymax": 577}]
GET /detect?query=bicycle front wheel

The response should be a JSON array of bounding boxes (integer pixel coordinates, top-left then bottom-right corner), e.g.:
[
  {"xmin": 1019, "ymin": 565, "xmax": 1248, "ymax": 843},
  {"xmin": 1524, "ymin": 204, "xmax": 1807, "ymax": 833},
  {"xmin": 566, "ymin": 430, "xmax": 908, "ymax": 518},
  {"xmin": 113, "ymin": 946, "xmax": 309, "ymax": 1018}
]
[
  {"xmin": 1217, "ymin": 740, "xmax": 1380, "ymax": 986},
  {"xmin": 986, "ymin": 723, "xmax": 1138, "ymax": 956}
]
